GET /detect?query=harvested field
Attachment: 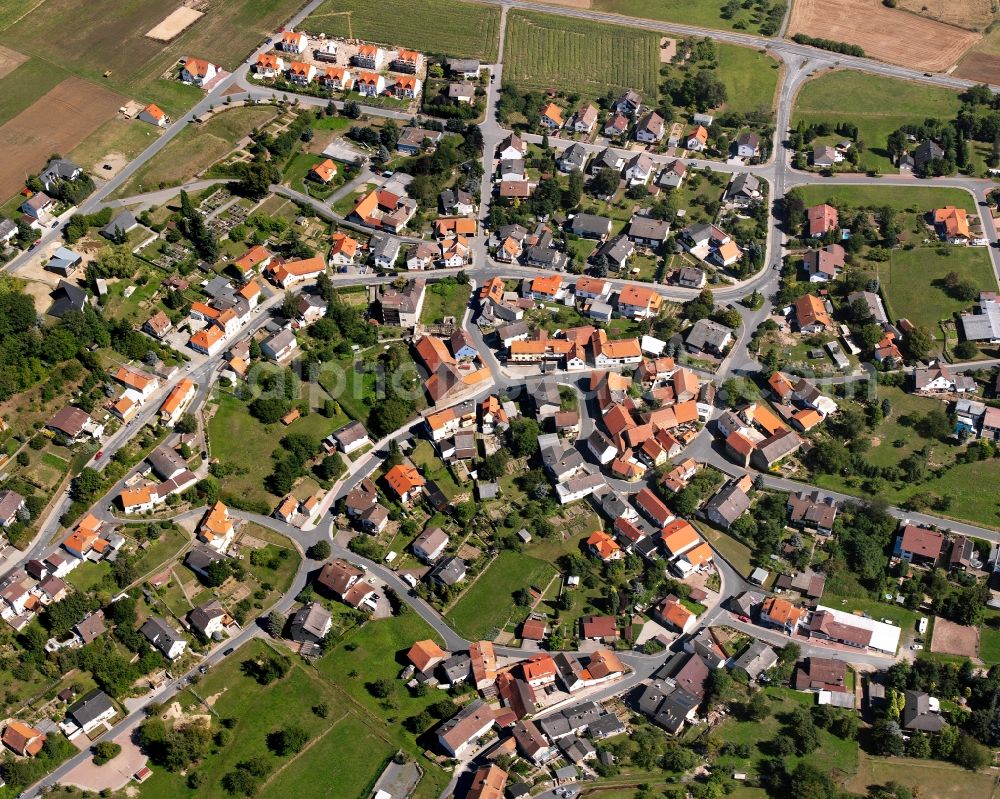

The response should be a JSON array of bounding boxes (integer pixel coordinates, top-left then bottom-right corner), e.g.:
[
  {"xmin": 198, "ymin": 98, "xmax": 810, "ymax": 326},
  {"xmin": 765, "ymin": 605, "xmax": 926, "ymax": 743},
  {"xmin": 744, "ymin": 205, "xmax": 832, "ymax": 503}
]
[
  {"xmin": 145, "ymin": 6, "xmax": 203, "ymax": 41},
  {"xmin": 0, "ymin": 43, "xmax": 25, "ymax": 78},
  {"xmin": 930, "ymin": 617, "xmax": 980, "ymax": 658},
  {"xmin": 0, "ymin": 76, "xmax": 123, "ymax": 200},
  {"xmin": 897, "ymin": 0, "xmax": 993, "ymax": 31},
  {"xmin": 954, "ymin": 51, "xmax": 1000, "ymax": 84},
  {"xmin": 788, "ymin": 0, "xmax": 979, "ymax": 72}
]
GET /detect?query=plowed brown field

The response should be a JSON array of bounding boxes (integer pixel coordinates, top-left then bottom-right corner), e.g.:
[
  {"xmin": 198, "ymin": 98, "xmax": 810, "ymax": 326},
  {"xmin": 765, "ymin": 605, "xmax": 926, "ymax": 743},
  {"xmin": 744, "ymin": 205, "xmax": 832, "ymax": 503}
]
[{"xmin": 788, "ymin": 0, "xmax": 979, "ymax": 72}]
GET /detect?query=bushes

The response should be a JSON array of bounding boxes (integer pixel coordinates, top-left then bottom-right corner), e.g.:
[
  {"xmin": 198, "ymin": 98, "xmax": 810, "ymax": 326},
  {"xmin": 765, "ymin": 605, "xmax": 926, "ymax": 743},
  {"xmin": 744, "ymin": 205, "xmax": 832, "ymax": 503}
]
[
  {"xmin": 92, "ymin": 741, "xmax": 122, "ymax": 765},
  {"xmin": 791, "ymin": 34, "xmax": 865, "ymax": 56}
]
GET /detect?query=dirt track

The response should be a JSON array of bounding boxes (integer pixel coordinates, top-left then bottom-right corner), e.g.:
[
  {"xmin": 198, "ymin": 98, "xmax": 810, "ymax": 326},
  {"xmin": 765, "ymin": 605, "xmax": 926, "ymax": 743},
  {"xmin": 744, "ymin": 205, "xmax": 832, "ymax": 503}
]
[
  {"xmin": 0, "ymin": 77, "xmax": 123, "ymax": 200},
  {"xmin": 788, "ymin": 0, "xmax": 980, "ymax": 72}
]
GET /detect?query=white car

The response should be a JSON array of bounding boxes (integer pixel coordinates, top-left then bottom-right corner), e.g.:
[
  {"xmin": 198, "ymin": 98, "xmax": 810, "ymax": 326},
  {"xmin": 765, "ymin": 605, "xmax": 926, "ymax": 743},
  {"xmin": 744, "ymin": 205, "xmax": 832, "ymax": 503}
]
[
  {"xmin": 403, "ymin": 573, "xmax": 418, "ymax": 588},
  {"xmin": 911, "ymin": 644, "xmax": 923, "ymax": 651}
]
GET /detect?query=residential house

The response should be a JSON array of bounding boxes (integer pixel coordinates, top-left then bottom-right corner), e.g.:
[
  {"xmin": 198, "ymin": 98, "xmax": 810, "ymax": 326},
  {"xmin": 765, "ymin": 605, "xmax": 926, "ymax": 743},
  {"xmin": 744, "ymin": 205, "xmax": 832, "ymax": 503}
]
[
  {"xmin": 794, "ymin": 293, "xmax": 833, "ymax": 333},
  {"xmin": 725, "ymin": 172, "xmax": 762, "ymax": 206},
  {"xmin": 317, "ymin": 559, "xmax": 376, "ymax": 608},
  {"xmin": 635, "ymin": 111, "xmax": 664, "ymax": 143},
  {"xmin": 571, "ymin": 213, "xmax": 613, "ymax": 240},
  {"xmin": 624, "ymin": 152, "xmax": 655, "ymax": 185},
  {"xmin": 934, "ymin": 206, "xmax": 971, "ymax": 244},
  {"xmin": 618, "ymin": 284, "xmax": 663, "ymax": 319},
  {"xmin": 254, "ymin": 53, "xmax": 284, "ymax": 77},
  {"xmin": 569, "ymin": 103, "xmax": 599, "ymax": 134},
  {"xmin": 806, "ymin": 204, "xmax": 838, "ymax": 238},
  {"xmin": 686, "ymin": 126, "xmax": 709, "ymax": 151},
  {"xmin": 260, "ymin": 329, "xmax": 298, "ymax": 362},
  {"xmin": 804, "ymin": 244, "xmax": 846, "ymax": 282},
  {"xmin": 540, "ymin": 103, "xmax": 564, "ymax": 129},
  {"xmin": 558, "ymin": 143, "xmax": 589, "ymax": 173},
  {"xmin": 902, "ymin": 691, "xmax": 945, "ymax": 732},
  {"xmin": 437, "ymin": 700, "xmax": 495, "ymax": 757},
  {"xmin": 913, "ymin": 364, "xmax": 975, "ymax": 394},
  {"xmin": 897, "ymin": 524, "xmax": 944, "ymax": 566},
  {"xmin": 658, "ymin": 160, "xmax": 686, "ymax": 189},
  {"xmin": 413, "ymin": 527, "xmax": 450, "ymax": 563},
  {"xmin": 140, "ymin": 617, "xmax": 187, "ymax": 660},
  {"xmin": 760, "ymin": 597, "xmax": 805, "ymax": 633},
  {"xmin": 331, "ymin": 420, "xmax": 370, "ymax": 455},
  {"xmin": 352, "ymin": 44, "xmax": 384, "ymax": 70},
  {"xmin": 812, "ymin": 144, "xmax": 841, "ymax": 168},
  {"xmin": 732, "ymin": 641, "xmax": 777, "ymax": 682},
  {"xmin": 704, "ymin": 481, "xmax": 750, "ymax": 529},
  {"xmin": 180, "ymin": 57, "xmax": 217, "ymax": 86},
  {"xmin": 188, "ymin": 599, "xmax": 232, "ymax": 640},
  {"xmin": 685, "ymin": 318, "xmax": 732, "ymax": 355},
  {"xmin": 615, "ymin": 89, "xmax": 642, "ymax": 116},
  {"xmin": 787, "ymin": 491, "xmax": 838, "ymax": 535},
  {"xmin": 385, "ymin": 464, "xmax": 425, "ymax": 504},
  {"xmin": 289, "ymin": 602, "xmax": 332, "ymax": 644},
  {"xmin": 65, "ymin": 690, "xmax": 116, "ymax": 736},
  {"xmin": 2, "ymin": 721, "xmax": 45, "ymax": 757},
  {"xmin": 734, "ymin": 132, "xmax": 760, "ymax": 158}
]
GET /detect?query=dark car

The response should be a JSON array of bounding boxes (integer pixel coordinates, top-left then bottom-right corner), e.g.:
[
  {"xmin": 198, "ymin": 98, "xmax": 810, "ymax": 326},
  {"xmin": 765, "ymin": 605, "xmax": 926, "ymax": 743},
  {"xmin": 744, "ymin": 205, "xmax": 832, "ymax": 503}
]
[{"xmin": 223, "ymin": 647, "xmax": 235, "ymax": 656}]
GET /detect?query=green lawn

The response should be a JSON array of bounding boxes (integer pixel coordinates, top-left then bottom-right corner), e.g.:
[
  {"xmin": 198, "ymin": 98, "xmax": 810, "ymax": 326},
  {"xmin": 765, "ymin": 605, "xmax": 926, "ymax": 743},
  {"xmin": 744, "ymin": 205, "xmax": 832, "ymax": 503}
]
[
  {"xmin": 410, "ymin": 440, "xmax": 463, "ymax": 501},
  {"xmin": 978, "ymin": 625, "xmax": 1000, "ymax": 665},
  {"xmin": 794, "ymin": 184, "xmax": 976, "ymax": 213},
  {"xmin": 66, "ymin": 560, "xmax": 107, "ymax": 593},
  {"xmin": 503, "ymin": 10, "xmax": 660, "ymax": 101},
  {"xmin": 304, "ymin": 0, "xmax": 500, "ymax": 61},
  {"xmin": 715, "ymin": 44, "xmax": 780, "ymax": 115},
  {"xmin": 317, "ymin": 614, "xmax": 451, "ymax": 799},
  {"xmin": 317, "ymin": 348, "xmax": 381, "ymax": 426},
  {"xmin": 793, "ymin": 71, "xmax": 962, "ymax": 173},
  {"xmin": 879, "ymin": 246, "xmax": 997, "ymax": 331},
  {"xmin": 207, "ymin": 390, "xmax": 347, "ymax": 507},
  {"xmin": 714, "ymin": 686, "xmax": 859, "ymax": 783},
  {"xmin": 136, "ymin": 638, "xmax": 396, "ymax": 799},
  {"xmin": 863, "ymin": 387, "xmax": 959, "ymax": 470},
  {"xmin": 817, "ymin": 455, "xmax": 1000, "ymax": 531},
  {"xmin": 132, "ymin": 527, "xmax": 190, "ymax": 579},
  {"xmin": 844, "ymin": 751, "xmax": 995, "ymax": 799},
  {"xmin": 70, "ymin": 116, "xmax": 164, "ymax": 172},
  {"xmin": 445, "ymin": 550, "xmax": 557, "ymax": 639},
  {"xmin": 419, "ymin": 280, "xmax": 471, "ymax": 325},
  {"xmin": 116, "ymin": 106, "xmax": 279, "ymax": 196},
  {"xmin": 590, "ymin": 0, "xmax": 784, "ymax": 36}
]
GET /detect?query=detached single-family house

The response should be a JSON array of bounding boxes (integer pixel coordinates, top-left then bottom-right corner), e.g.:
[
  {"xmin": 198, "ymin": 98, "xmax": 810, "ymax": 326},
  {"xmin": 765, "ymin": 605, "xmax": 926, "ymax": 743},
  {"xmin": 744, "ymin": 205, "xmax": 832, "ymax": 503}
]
[
  {"xmin": 181, "ymin": 57, "xmax": 218, "ymax": 86},
  {"xmin": 138, "ymin": 103, "xmax": 170, "ymax": 127}
]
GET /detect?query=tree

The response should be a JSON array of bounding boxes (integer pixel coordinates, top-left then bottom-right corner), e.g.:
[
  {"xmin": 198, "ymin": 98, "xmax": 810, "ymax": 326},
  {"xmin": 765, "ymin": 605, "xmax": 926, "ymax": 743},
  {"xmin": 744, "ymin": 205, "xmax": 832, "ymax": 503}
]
[
  {"xmin": 267, "ymin": 726, "xmax": 309, "ymax": 756},
  {"xmin": 308, "ymin": 540, "xmax": 332, "ymax": 560},
  {"xmin": 203, "ymin": 558, "xmax": 231, "ymax": 588},
  {"xmin": 92, "ymin": 741, "xmax": 122, "ymax": 765},
  {"xmin": 222, "ymin": 769, "xmax": 259, "ymax": 796},
  {"xmin": 871, "ymin": 719, "xmax": 905, "ymax": 756},
  {"xmin": 952, "ymin": 731, "xmax": 991, "ymax": 769},
  {"xmin": 954, "ymin": 339, "xmax": 978, "ymax": 360},
  {"xmin": 369, "ymin": 678, "xmax": 394, "ymax": 698},
  {"xmin": 175, "ymin": 413, "xmax": 198, "ymax": 434},
  {"xmin": 906, "ymin": 326, "xmax": 933, "ymax": 360},
  {"xmin": 265, "ymin": 611, "xmax": 286, "ymax": 638},
  {"xmin": 509, "ymin": 417, "xmax": 540, "ymax": 457},
  {"xmin": 746, "ymin": 690, "xmax": 769, "ymax": 721}
]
